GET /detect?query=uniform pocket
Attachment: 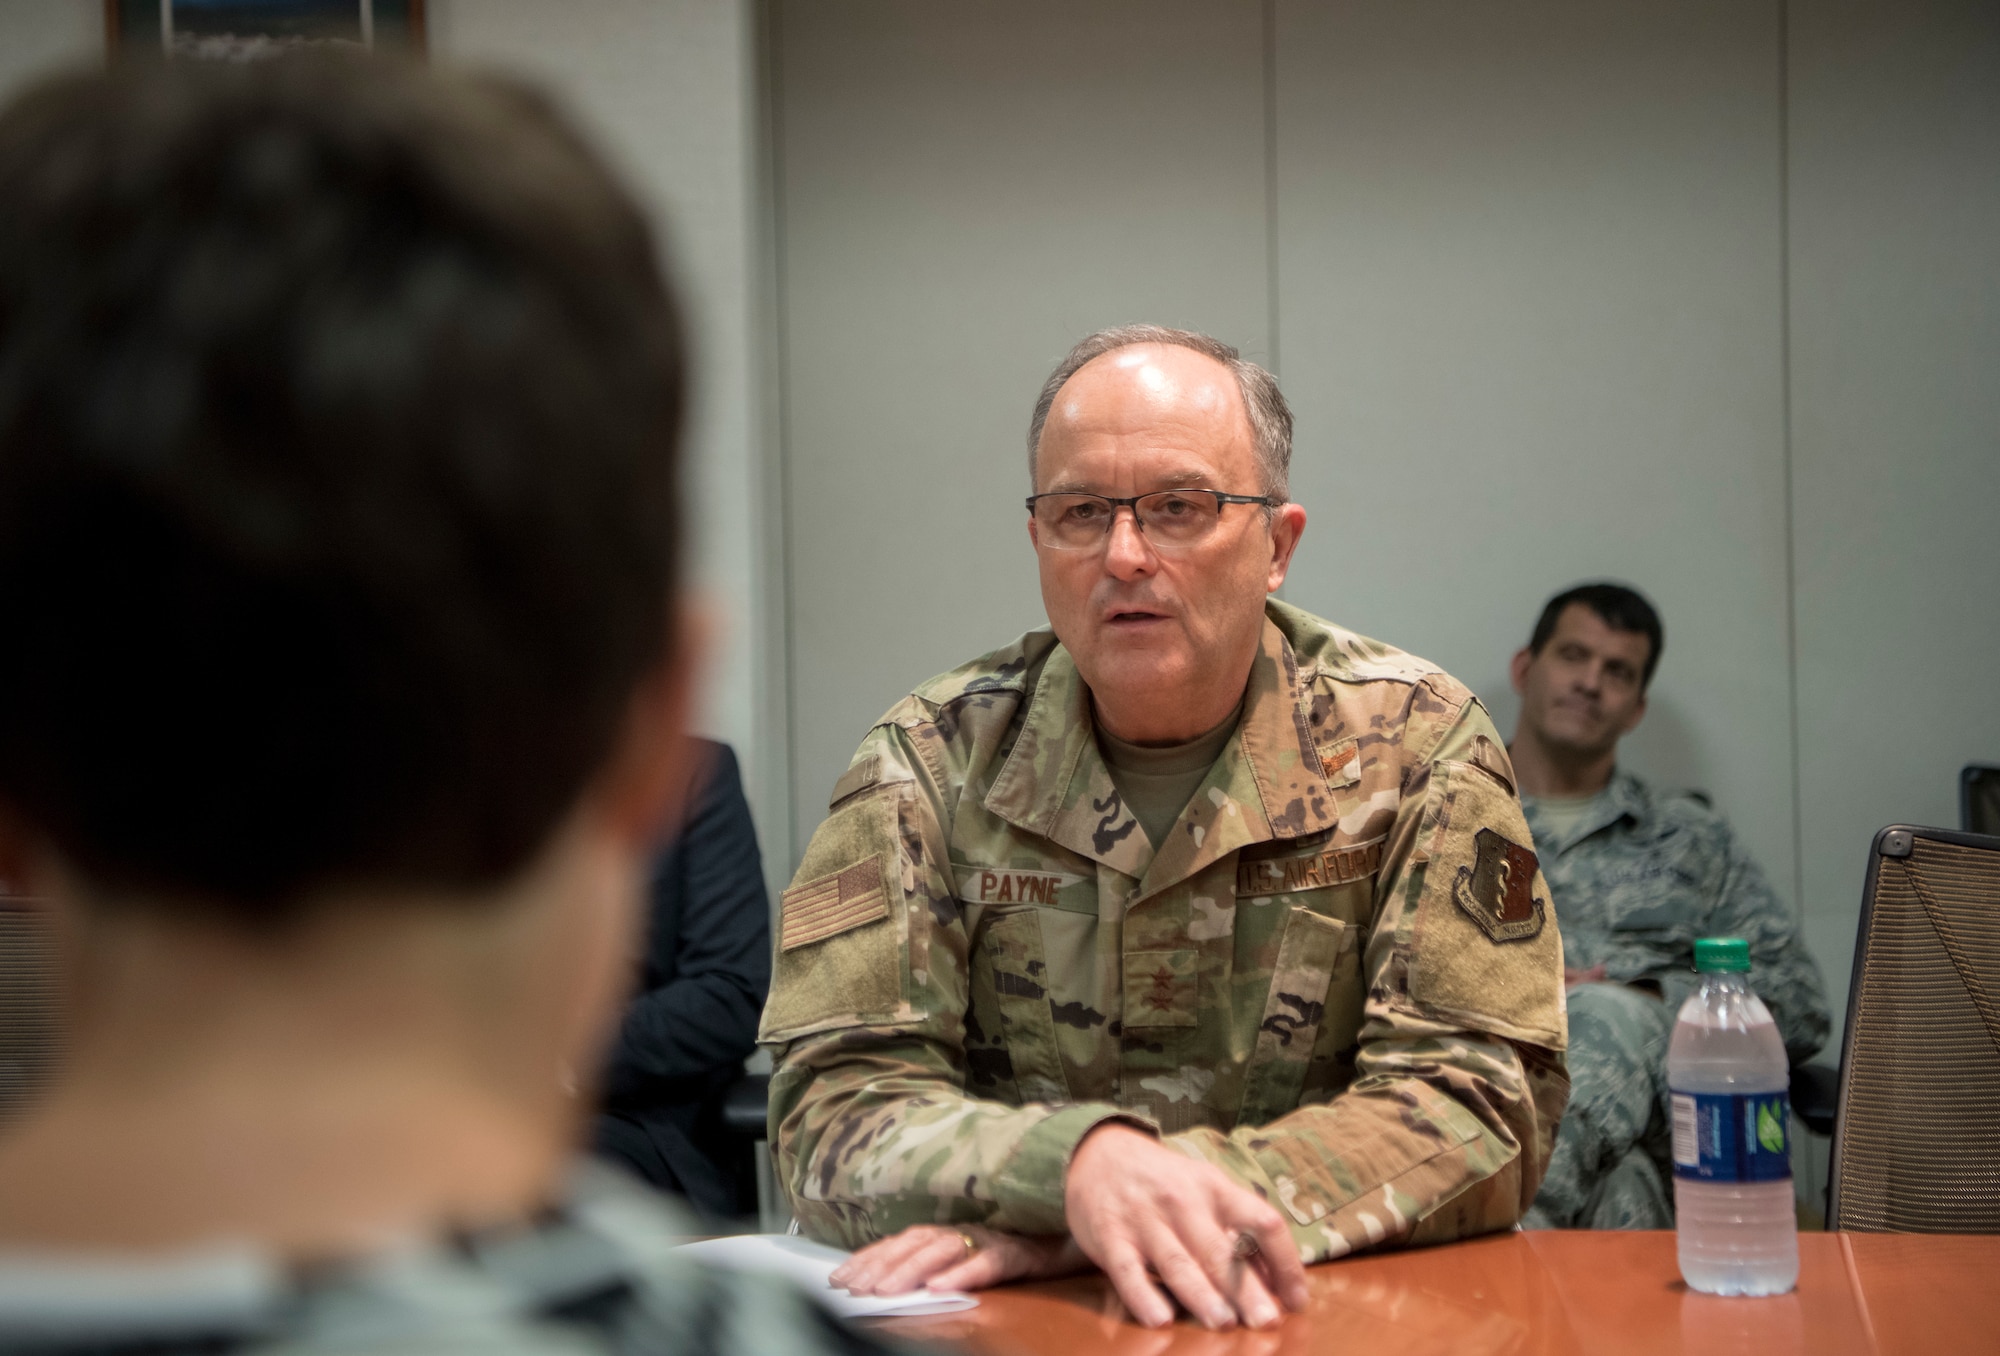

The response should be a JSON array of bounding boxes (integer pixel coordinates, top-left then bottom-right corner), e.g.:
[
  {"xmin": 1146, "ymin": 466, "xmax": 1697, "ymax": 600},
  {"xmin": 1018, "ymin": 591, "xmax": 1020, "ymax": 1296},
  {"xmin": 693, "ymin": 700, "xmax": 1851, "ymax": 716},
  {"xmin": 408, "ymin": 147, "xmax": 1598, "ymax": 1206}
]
[
  {"xmin": 1238, "ymin": 908, "xmax": 1356, "ymax": 1127},
  {"xmin": 975, "ymin": 910, "xmax": 1069, "ymax": 1103},
  {"xmin": 1123, "ymin": 948, "xmax": 1200, "ymax": 1028}
]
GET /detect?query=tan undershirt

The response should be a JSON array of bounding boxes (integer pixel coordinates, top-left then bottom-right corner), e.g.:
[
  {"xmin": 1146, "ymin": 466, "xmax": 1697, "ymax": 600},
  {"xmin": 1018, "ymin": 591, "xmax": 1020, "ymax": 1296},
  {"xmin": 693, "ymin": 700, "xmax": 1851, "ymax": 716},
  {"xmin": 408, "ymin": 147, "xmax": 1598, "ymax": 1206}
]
[
  {"xmin": 1523, "ymin": 789, "xmax": 1601, "ymax": 845},
  {"xmin": 1095, "ymin": 700, "xmax": 1244, "ymax": 851}
]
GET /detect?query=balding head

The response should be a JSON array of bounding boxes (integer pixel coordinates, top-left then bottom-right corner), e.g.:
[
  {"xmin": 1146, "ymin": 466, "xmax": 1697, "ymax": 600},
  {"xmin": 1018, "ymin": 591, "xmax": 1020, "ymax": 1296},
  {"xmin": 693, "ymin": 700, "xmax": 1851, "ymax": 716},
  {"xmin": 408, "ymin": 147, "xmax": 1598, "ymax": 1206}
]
[{"xmin": 1028, "ymin": 325, "xmax": 1292, "ymax": 499}]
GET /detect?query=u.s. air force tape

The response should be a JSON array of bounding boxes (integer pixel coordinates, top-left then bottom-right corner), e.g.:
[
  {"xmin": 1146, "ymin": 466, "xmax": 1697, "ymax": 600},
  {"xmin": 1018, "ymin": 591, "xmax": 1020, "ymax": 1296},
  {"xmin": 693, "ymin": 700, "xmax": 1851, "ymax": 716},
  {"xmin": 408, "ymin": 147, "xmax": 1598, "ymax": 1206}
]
[{"xmin": 1235, "ymin": 836, "xmax": 1384, "ymax": 897}]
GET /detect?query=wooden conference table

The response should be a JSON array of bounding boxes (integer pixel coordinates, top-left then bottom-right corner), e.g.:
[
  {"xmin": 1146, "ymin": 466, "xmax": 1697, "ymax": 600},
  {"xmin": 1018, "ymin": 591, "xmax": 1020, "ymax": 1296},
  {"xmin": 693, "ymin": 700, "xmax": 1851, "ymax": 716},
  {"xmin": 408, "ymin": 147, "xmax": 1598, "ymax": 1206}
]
[{"xmin": 878, "ymin": 1230, "xmax": 1996, "ymax": 1355}]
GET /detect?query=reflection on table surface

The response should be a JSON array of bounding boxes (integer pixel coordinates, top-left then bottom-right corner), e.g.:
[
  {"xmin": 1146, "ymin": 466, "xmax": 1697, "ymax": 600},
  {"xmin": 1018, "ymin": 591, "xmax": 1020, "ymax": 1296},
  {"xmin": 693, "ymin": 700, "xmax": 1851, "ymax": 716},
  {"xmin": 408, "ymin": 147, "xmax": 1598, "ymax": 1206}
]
[{"xmin": 877, "ymin": 1230, "xmax": 1999, "ymax": 1356}]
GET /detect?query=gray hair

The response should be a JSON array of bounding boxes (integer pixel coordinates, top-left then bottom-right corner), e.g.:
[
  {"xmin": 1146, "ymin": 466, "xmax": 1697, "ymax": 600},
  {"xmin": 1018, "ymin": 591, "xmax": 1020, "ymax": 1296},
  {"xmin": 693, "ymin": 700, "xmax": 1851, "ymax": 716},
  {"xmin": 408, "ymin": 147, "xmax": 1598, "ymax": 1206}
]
[{"xmin": 1026, "ymin": 324, "xmax": 1293, "ymax": 500}]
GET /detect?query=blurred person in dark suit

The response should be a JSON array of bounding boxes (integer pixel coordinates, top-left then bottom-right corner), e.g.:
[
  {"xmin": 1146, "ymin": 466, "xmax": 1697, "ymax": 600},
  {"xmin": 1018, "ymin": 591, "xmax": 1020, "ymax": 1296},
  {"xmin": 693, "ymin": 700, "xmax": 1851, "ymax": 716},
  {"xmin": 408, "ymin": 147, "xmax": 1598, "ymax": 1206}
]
[
  {"xmin": 0, "ymin": 53, "xmax": 908, "ymax": 1356},
  {"xmin": 596, "ymin": 738, "xmax": 772, "ymax": 1220}
]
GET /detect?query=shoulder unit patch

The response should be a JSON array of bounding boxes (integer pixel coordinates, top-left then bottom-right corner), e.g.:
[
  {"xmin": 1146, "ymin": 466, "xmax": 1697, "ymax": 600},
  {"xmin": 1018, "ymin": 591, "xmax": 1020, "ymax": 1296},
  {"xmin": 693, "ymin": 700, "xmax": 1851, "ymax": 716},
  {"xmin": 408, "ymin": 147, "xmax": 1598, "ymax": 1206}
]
[{"xmin": 1451, "ymin": 828, "xmax": 1546, "ymax": 943}]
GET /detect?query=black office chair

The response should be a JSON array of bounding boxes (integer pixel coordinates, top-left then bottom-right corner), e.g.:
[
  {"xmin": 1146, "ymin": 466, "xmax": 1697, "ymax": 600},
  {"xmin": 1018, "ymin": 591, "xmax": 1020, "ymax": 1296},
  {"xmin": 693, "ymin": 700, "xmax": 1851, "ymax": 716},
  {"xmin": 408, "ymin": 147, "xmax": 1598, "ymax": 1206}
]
[
  {"xmin": 720, "ymin": 1072, "xmax": 780, "ymax": 1229},
  {"xmin": 0, "ymin": 896, "xmax": 57, "ymax": 1122},
  {"xmin": 1789, "ymin": 1061, "xmax": 1838, "ymax": 1137},
  {"xmin": 721, "ymin": 1072, "xmax": 770, "ymax": 1141},
  {"xmin": 1964, "ymin": 765, "xmax": 2000, "ymax": 838},
  {"xmin": 1792, "ymin": 768, "xmax": 2000, "ymax": 1143},
  {"xmin": 1827, "ymin": 825, "xmax": 2000, "ymax": 1232}
]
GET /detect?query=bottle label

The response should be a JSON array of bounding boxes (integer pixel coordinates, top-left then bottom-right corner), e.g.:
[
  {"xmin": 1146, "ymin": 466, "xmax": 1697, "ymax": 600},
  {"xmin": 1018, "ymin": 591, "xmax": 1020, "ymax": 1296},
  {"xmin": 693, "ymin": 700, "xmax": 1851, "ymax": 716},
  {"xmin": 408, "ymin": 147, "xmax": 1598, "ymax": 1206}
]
[{"xmin": 1669, "ymin": 1090, "xmax": 1791, "ymax": 1183}]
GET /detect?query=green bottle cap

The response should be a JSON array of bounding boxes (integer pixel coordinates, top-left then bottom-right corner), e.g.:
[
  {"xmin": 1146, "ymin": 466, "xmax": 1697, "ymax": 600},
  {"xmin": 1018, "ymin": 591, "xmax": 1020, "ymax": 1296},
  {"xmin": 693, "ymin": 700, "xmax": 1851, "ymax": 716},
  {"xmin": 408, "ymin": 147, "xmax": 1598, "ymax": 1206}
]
[{"xmin": 1694, "ymin": 937, "xmax": 1752, "ymax": 973}]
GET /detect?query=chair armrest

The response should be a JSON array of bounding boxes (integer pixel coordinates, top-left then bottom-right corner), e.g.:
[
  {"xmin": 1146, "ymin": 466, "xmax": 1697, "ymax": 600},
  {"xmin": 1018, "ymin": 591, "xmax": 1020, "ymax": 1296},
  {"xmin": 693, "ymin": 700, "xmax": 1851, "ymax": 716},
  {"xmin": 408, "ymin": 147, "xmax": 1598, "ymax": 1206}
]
[
  {"xmin": 1789, "ymin": 1061, "xmax": 1839, "ymax": 1137},
  {"xmin": 720, "ymin": 1072, "xmax": 770, "ymax": 1139}
]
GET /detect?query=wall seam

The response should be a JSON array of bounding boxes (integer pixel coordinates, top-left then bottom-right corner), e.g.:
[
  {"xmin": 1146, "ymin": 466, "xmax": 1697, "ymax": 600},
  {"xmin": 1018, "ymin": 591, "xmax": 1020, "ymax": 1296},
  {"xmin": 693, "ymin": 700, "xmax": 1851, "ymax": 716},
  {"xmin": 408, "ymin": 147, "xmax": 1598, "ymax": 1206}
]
[
  {"xmin": 1262, "ymin": 0, "xmax": 1286, "ymax": 604},
  {"xmin": 1262, "ymin": 0, "xmax": 1281, "ymax": 381},
  {"xmin": 1779, "ymin": 0, "xmax": 1806, "ymax": 929},
  {"xmin": 759, "ymin": 0, "xmax": 802, "ymax": 874}
]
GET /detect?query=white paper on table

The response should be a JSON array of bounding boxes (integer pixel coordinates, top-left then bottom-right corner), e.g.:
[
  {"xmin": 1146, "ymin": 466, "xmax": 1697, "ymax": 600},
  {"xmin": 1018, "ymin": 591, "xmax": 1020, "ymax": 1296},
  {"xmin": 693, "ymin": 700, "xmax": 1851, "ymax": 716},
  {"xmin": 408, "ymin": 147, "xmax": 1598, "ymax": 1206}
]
[{"xmin": 674, "ymin": 1234, "xmax": 979, "ymax": 1319}]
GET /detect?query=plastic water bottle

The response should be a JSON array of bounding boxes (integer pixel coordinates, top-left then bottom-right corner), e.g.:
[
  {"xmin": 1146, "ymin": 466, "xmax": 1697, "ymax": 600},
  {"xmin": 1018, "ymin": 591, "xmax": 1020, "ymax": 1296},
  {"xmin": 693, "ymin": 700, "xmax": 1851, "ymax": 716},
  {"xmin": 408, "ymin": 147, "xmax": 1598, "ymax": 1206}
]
[{"xmin": 1667, "ymin": 936, "xmax": 1798, "ymax": 1296}]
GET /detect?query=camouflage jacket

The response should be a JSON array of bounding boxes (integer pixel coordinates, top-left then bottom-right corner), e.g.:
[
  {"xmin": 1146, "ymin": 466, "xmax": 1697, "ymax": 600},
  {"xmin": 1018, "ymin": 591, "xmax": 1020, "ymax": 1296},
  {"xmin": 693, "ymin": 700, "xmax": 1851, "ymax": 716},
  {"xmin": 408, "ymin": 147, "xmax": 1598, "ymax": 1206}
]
[
  {"xmin": 1522, "ymin": 771, "xmax": 1829, "ymax": 1063},
  {"xmin": 761, "ymin": 601, "xmax": 1570, "ymax": 1264},
  {"xmin": 0, "ymin": 1161, "xmax": 921, "ymax": 1355}
]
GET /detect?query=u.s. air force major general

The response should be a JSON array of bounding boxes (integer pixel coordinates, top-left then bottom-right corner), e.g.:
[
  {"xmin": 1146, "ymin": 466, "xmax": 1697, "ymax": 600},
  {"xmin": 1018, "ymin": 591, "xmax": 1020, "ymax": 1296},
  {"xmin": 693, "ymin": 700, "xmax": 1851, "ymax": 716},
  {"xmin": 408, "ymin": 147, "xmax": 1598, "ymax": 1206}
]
[{"xmin": 760, "ymin": 326, "xmax": 1571, "ymax": 1330}]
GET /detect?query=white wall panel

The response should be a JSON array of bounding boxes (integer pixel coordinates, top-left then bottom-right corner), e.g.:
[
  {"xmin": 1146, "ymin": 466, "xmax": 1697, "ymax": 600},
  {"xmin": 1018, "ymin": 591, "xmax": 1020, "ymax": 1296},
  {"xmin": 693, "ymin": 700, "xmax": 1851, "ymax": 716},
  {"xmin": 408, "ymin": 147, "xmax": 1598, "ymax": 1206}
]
[
  {"xmin": 0, "ymin": 1, "xmax": 98, "ymax": 97},
  {"xmin": 1272, "ymin": 1, "xmax": 1800, "ymax": 919},
  {"xmin": 1788, "ymin": 1, "xmax": 2000, "ymax": 1039},
  {"xmin": 429, "ymin": 0, "xmax": 785, "ymax": 886},
  {"xmin": 772, "ymin": 0, "xmax": 1271, "ymax": 860}
]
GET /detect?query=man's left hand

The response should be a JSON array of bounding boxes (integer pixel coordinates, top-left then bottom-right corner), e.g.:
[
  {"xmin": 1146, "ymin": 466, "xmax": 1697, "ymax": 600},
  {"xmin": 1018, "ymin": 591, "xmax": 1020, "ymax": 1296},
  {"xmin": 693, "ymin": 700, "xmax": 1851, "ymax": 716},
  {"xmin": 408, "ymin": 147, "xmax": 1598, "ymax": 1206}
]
[
  {"xmin": 1564, "ymin": 963, "xmax": 1608, "ymax": 990},
  {"xmin": 829, "ymin": 1223, "xmax": 1086, "ymax": 1297}
]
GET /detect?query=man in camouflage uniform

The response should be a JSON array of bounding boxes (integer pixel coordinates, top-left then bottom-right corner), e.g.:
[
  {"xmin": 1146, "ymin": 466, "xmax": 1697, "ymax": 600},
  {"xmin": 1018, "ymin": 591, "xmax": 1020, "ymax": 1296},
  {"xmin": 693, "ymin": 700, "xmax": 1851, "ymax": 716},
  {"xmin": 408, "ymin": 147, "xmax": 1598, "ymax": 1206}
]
[
  {"xmin": 762, "ymin": 325, "xmax": 1569, "ymax": 1331},
  {"xmin": 1505, "ymin": 584, "xmax": 1829, "ymax": 1230}
]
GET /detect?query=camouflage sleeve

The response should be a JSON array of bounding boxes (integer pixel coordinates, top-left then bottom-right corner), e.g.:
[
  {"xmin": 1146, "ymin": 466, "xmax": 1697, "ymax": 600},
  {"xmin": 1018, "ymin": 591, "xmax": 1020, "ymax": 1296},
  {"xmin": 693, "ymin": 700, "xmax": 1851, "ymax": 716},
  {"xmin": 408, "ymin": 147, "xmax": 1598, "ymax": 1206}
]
[
  {"xmin": 1657, "ymin": 822, "xmax": 1830, "ymax": 1063},
  {"xmin": 760, "ymin": 720, "xmax": 1148, "ymax": 1247},
  {"xmin": 1171, "ymin": 691, "xmax": 1570, "ymax": 1262}
]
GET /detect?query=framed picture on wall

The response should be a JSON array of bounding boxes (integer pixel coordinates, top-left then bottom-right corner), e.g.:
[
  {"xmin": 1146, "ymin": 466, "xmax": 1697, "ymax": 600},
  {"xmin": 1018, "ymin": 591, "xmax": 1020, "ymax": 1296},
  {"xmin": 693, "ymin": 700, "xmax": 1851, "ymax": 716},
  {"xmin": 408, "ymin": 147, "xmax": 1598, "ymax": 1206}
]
[{"xmin": 107, "ymin": 1, "xmax": 426, "ymax": 62}]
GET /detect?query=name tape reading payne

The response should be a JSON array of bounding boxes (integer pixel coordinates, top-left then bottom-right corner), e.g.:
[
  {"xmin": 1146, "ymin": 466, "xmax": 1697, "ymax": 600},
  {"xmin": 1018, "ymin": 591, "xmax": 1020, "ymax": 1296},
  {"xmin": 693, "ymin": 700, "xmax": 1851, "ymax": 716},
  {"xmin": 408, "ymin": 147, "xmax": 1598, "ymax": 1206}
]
[{"xmin": 955, "ymin": 865, "xmax": 1085, "ymax": 906}]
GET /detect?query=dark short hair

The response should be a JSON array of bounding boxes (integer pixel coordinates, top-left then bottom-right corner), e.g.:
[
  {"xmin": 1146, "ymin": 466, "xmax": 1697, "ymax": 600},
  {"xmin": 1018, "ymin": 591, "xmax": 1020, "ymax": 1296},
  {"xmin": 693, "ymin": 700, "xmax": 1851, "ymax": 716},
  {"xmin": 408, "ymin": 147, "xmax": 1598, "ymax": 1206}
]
[
  {"xmin": 1528, "ymin": 582, "xmax": 1664, "ymax": 688},
  {"xmin": 0, "ymin": 55, "xmax": 685, "ymax": 919}
]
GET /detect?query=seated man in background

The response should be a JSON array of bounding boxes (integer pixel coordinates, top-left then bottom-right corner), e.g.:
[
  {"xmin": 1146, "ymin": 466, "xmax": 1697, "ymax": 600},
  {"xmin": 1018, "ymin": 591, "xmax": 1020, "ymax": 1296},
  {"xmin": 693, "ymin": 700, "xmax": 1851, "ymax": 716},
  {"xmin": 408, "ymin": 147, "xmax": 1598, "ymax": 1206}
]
[
  {"xmin": 596, "ymin": 739, "xmax": 772, "ymax": 1221},
  {"xmin": 1508, "ymin": 583, "xmax": 1829, "ymax": 1230},
  {"xmin": 763, "ymin": 325, "xmax": 1569, "ymax": 1331},
  {"xmin": 0, "ymin": 55, "xmax": 894, "ymax": 1355}
]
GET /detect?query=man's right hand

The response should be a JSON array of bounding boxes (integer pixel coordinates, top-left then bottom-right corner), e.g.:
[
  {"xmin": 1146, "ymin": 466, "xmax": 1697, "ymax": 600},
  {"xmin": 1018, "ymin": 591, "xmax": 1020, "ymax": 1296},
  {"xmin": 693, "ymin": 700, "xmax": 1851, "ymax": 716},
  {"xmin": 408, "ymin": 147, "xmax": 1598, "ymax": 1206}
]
[{"xmin": 1063, "ymin": 1123, "xmax": 1310, "ymax": 1331}]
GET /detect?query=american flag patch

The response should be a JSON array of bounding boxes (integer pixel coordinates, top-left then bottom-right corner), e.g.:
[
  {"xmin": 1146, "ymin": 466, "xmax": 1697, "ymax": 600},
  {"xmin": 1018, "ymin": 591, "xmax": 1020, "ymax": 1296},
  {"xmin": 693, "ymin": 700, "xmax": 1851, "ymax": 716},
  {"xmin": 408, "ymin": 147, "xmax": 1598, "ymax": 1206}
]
[{"xmin": 780, "ymin": 858, "xmax": 889, "ymax": 951}]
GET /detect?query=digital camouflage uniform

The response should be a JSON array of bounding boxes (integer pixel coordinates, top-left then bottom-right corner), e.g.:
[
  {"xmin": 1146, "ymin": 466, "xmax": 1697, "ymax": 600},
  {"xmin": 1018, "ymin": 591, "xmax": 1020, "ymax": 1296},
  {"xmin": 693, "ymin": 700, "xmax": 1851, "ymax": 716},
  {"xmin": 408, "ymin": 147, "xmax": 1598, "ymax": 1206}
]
[
  {"xmin": 0, "ymin": 1161, "xmax": 922, "ymax": 1355},
  {"xmin": 761, "ymin": 601, "xmax": 1570, "ymax": 1263},
  {"xmin": 1521, "ymin": 771, "xmax": 1830, "ymax": 1230}
]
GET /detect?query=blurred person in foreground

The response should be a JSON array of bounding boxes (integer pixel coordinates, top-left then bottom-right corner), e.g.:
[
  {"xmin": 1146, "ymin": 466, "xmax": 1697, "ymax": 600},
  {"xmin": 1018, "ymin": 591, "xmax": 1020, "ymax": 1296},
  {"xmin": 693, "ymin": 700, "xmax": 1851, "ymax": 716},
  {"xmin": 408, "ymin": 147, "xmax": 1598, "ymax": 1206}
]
[
  {"xmin": 0, "ymin": 55, "xmax": 900, "ymax": 1355},
  {"xmin": 763, "ymin": 325, "xmax": 1569, "ymax": 1331},
  {"xmin": 1507, "ymin": 583, "xmax": 1828, "ymax": 1230}
]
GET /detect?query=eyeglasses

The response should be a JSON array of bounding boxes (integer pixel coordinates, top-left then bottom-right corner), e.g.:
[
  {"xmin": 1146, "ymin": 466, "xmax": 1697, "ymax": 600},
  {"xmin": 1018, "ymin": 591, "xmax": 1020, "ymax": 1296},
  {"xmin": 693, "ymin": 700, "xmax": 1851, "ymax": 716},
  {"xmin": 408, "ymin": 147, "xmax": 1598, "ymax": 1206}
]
[{"xmin": 1025, "ymin": 489, "xmax": 1281, "ymax": 551}]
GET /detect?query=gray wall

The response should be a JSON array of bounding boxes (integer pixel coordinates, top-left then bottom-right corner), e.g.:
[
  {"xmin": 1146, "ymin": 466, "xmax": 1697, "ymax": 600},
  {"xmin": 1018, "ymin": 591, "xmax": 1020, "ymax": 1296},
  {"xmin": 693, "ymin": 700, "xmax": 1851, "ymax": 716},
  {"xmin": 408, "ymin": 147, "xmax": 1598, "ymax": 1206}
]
[
  {"xmin": 1271, "ymin": 0, "xmax": 1795, "ymax": 911},
  {"xmin": 1788, "ymin": 1, "xmax": 2000, "ymax": 1034},
  {"xmin": 425, "ymin": 0, "xmax": 788, "ymax": 896},
  {"xmin": 0, "ymin": 1, "xmax": 95, "ymax": 94},
  {"xmin": 769, "ymin": 0, "xmax": 1273, "ymax": 855},
  {"xmin": 770, "ymin": 0, "xmax": 2000, "ymax": 1054}
]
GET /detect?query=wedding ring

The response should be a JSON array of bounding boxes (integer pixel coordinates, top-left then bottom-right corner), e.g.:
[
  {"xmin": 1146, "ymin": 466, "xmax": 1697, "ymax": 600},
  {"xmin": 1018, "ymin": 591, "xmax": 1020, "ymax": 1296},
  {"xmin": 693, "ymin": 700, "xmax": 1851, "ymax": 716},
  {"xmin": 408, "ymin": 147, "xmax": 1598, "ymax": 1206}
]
[
  {"xmin": 957, "ymin": 1231, "xmax": 979, "ymax": 1258},
  {"xmin": 1232, "ymin": 1231, "xmax": 1261, "ymax": 1260}
]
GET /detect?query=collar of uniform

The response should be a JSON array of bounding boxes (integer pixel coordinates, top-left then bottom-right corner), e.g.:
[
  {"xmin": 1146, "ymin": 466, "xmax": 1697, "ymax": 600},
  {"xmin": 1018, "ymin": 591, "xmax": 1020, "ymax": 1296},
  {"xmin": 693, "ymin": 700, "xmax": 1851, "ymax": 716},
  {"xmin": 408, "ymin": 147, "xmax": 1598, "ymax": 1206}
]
[
  {"xmin": 983, "ymin": 643, "xmax": 1151, "ymax": 878},
  {"xmin": 982, "ymin": 617, "xmax": 1339, "ymax": 891},
  {"xmin": 1135, "ymin": 616, "xmax": 1338, "ymax": 898},
  {"xmin": 1602, "ymin": 768, "xmax": 1651, "ymax": 826}
]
